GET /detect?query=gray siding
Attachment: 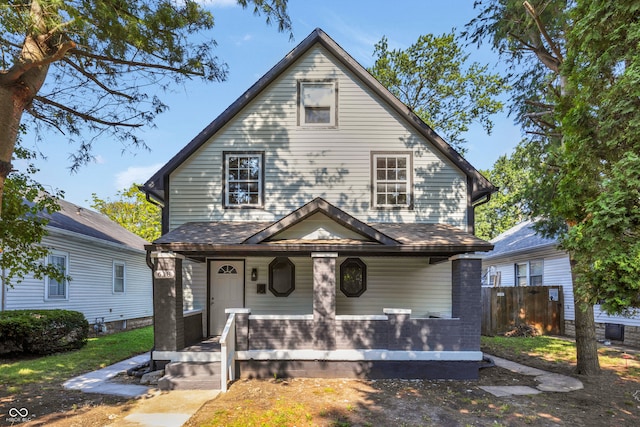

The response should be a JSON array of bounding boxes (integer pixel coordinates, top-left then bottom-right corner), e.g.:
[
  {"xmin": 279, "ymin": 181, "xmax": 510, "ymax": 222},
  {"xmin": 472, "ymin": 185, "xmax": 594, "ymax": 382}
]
[
  {"xmin": 241, "ymin": 256, "xmax": 451, "ymax": 317},
  {"xmin": 168, "ymin": 46, "xmax": 467, "ymax": 230},
  {"xmin": 3, "ymin": 231, "xmax": 152, "ymax": 324}
]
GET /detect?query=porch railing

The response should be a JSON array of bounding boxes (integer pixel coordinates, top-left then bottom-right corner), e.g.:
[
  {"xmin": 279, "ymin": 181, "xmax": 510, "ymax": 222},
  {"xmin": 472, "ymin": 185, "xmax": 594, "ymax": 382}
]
[{"xmin": 219, "ymin": 310, "xmax": 237, "ymax": 392}]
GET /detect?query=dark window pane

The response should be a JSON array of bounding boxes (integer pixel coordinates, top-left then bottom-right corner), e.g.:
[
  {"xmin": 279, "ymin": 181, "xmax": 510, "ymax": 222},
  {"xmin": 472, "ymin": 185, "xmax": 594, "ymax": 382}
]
[{"xmin": 305, "ymin": 107, "xmax": 331, "ymax": 123}]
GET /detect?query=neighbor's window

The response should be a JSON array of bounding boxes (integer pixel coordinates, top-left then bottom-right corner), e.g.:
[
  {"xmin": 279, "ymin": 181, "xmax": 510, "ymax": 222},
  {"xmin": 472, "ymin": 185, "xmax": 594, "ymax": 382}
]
[
  {"xmin": 269, "ymin": 257, "xmax": 295, "ymax": 297},
  {"xmin": 515, "ymin": 260, "xmax": 544, "ymax": 286},
  {"xmin": 372, "ymin": 153, "xmax": 412, "ymax": 208},
  {"xmin": 113, "ymin": 261, "xmax": 126, "ymax": 293},
  {"xmin": 46, "ymin": 251, "xmax": 68, "ymax": 300},
  {"xmin": 299, "ymin": 81, "xmax": 336, "ymax": 126},
  {"xmin": 529, "ymin": 260, "xmax": 544, "ymax": 286},
  {"xmin": 515, "ymin": 262, "xmax": 528, "ymax": 286},
  {"xmin": 224, "ymin": 152, "xmax": 264, "ymax": 207},
  {"xmin": 340, "ymin": 258, "xmax": 367, "ymax": 297}
]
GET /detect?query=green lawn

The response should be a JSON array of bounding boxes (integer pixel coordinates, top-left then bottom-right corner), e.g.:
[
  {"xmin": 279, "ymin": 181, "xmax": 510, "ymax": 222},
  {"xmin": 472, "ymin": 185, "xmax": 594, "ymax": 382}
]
[
  {"xmin": 482, "ymin": 335, "xmax": 640, "ymax": 378},
  {"xmin": 0, "ymin": 326, "xmax": 153, "ymax": 393}
]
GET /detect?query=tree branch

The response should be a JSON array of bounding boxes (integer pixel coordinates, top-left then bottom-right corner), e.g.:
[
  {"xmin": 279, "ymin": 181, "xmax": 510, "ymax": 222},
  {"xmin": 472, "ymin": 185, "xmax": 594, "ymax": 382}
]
[
  {"xmin": 33, "ymin": 95, "xmax": 144, "ymax": 128},
  {"xmin": 62, "ymin": 58, "xmax": 135, "ymax": 100},
  {"xmin": 69, "ymin": 48, "xmax": 204, "ymax": 76},
  {"xmin": 523, "ymin": 1, "xmax": 564, "ymax": 65},
  {"xmin": 0, "ymin": 40, "xmax": 76, "ymax": 85}
]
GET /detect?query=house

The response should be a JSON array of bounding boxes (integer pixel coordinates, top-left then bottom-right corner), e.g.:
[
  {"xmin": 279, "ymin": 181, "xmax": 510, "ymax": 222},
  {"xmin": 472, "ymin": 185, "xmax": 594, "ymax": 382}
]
[
  {"xmin": 140, "ymin": 28, "xmax": 496, "ymax": 389},
  {"xmin": 482, "ymin": 220, "xmax": 640, "ymax": 347},
  {"xmin": 0, "ymin": 198, "xmax": 153, "ymax": 333}
]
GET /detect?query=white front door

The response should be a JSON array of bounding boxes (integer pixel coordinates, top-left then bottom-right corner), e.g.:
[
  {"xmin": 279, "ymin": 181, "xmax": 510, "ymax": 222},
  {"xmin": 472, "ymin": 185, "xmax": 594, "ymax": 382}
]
[{"xmin": 209, "ymin": 260, "xmax": 244, "ymax": 335}]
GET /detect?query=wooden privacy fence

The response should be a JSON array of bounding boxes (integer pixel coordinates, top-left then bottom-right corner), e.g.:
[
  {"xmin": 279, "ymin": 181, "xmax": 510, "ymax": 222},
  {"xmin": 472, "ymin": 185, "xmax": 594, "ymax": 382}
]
[{"xmin": 481, "ymin": 286, "xmax": 564, "ymax": 336}]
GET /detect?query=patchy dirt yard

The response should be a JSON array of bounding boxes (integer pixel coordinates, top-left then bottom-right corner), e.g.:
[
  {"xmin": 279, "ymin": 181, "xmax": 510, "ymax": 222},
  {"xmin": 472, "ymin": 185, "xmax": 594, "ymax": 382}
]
[{"xmin": 1, "ymin": 345, "xmax": 640, "ymax": 426}]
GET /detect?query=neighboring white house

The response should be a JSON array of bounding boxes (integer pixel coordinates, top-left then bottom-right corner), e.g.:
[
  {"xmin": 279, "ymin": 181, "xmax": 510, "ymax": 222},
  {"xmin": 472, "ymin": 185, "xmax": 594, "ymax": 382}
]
[
  {"xmin": 482, "ymin": 220, "xmax": 640, "ymax": 347},
  {"xmin": 140, "ymin": 28, "xmax": 496, "ymax": 388},
  {"xmin": 1, "ymin": 198, "xmax": 153, "ymax": 332}
]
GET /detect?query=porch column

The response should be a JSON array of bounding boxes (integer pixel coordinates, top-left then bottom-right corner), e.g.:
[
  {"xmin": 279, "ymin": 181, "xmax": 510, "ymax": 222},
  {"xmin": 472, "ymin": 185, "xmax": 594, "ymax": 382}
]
[
  {"xmin": 151, "ymin": 252, "xmax": 185, "ymax": 351},
  {"xmin": 451, "ymin": 254, "xmax": 483, "ymax": 350},
  {"xmin": 311, "ymin": 252, "xmax": 337, "ymax": 350}
]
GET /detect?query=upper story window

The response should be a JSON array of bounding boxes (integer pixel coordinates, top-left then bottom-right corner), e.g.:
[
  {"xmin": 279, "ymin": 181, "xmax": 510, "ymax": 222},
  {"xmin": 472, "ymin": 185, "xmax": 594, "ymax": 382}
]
[
  {"xmin": 372, "ymin": 152, "xmax": 412, "ymax": 208},
  {"xmin": 224, "ymin": 152, "xmax": 264, "ymax": 208},
  {"xmin": 46, "ymin": 251, "xmax": 68, "ymax": 300},
  {"xmin": 113, "ymin": 261, "xmax": 126, "ymax": 293},
  {"xmin": 299, "ymin": 81, "xmax": 337, "ymax": 127}
]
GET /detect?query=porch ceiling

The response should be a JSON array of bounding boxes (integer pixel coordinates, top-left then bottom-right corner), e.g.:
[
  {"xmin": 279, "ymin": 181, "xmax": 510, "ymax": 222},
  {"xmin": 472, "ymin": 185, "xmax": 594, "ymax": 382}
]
[{"xmin": 146, "ymin": 221, "xmax": 493, "ymax": 258}]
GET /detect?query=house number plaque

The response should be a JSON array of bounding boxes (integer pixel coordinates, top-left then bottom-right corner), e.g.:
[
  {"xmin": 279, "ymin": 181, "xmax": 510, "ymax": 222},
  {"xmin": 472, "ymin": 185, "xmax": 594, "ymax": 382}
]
[{"xmin": 154, "ymin": 270, "xmax": 175, "ymax": 279}]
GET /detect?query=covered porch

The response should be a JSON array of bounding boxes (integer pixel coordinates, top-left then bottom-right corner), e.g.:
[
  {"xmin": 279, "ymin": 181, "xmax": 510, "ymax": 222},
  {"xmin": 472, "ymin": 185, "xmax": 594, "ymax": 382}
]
[{"xmin": 147, "ymin": 199, "xmax": 492, "ymax": 390}]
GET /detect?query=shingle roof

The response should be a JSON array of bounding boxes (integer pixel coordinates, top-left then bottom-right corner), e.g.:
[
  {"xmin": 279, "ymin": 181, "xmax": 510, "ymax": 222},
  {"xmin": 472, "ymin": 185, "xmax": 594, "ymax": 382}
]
[
  {"xmin": 483, "ymin": 220, "xmax": 557, "ymax": 260},
  {"xmin": 43, "ymin": 198, "xmax": 149, "ymax": 251}
]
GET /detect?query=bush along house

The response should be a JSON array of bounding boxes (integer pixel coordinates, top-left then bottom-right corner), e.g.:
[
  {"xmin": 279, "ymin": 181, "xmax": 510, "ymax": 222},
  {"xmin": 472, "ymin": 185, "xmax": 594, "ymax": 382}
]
[{"xmin": 140, "ymin": 28, "xmax": 496, "ymax": 391}]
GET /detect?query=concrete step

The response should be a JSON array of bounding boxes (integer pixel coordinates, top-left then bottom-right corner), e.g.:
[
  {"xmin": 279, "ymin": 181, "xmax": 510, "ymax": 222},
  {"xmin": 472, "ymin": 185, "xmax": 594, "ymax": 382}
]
[
  {"xmin": 165, "ymin": 361, "xmax": 221, "ymax": 377},
  {"xmin": 159, "ymin": 361, "xmax": 222, "ymax": 391},
  {"xmin": 158, "ymin": 374, "xmax": 220, "ymax": 391}
]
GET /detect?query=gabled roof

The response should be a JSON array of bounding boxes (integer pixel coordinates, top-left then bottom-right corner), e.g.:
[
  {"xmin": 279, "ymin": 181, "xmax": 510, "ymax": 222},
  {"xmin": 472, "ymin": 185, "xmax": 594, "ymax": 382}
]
[
  {"xmin": 43, "ymin": 198, "xmax": 148, "ymax": 251},
  {"xmin": 141, "ymin": 28, "xmax": 495, "ymax": 203},
  {"xmin": 244, "ymin": 197, "xmax": 398, "ymax": 245},
  {"xmin": 483, "ymin": 220, "xmax": 558, "ymax": 260}
]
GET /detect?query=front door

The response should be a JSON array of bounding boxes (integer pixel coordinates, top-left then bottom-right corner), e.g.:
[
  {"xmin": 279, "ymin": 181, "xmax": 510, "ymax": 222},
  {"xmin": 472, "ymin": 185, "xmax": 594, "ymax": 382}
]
[{"xmin": 209, "ymin": 260, "xmax": 244, "ymax": 335}]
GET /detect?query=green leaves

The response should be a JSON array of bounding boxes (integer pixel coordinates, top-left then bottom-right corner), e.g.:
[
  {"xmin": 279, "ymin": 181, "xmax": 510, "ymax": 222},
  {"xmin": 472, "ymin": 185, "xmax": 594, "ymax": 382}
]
[
  {"xmin": 91, "ymin": 183, "xmax": 161, "ymax": 242},
  {"xmin": 0, "ymin": 1, "xmax": 291, "ymax": 171},
  {"xmin": 368, "ymin": 32, "xmax": 508, "ymax": 153},
  {"xmin": 0, "ymin": 149, "xmax": 66, "ymax": 288}
]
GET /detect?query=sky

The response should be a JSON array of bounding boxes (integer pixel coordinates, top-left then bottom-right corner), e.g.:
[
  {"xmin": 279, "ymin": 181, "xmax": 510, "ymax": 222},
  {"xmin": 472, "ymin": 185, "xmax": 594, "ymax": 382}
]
[{"xmin": 17, "ymin": 0, "xmax": 522, "ymax": 208}]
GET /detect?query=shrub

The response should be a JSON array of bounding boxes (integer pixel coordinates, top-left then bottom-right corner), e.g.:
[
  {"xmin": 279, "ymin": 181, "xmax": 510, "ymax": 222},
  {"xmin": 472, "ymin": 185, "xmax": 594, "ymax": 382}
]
[{"xmin": 0, "ymin": 309, "xmax": 89, "ymax": 355}]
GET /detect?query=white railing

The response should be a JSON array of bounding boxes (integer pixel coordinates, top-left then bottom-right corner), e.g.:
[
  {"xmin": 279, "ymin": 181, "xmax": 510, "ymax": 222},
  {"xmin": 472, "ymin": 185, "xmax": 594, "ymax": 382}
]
[{"xmin": 219, "ymin": 310, "xmax": 237, "ymax": 392}]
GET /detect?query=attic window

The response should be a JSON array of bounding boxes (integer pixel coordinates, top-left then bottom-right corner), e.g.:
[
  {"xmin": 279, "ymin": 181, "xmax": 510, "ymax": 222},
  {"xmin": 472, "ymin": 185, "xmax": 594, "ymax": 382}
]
[{"xmin": 299, "ymin": 81, "xmax": 337, "ymax": 126}]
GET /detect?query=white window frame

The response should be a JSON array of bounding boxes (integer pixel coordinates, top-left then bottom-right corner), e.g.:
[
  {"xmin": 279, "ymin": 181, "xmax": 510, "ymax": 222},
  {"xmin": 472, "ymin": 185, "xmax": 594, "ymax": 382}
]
[
  {"xmin": 372, "ymin": 152, "xmax": 412, "ymax": 208},
  {"xmin": 223, "ymin": 152, "xmax": 264, "ymax": 208},
  {"xmin": 45, "ymin": 250, "xmax": 69, "ymax": 300},
  {"xmin": 529, "ymin": 259, "xmax": 544, "ymax": 286},
  {"xmin": 515, "ymin": 260, "xmax": 544, "ymax": 286},
  {"xmin": 298, "ymin": 80, "xmax": 337, "ymax": 127},
  {"xmin": 113, "ymin": 261, "xmax": 126, "ymax": 294}
]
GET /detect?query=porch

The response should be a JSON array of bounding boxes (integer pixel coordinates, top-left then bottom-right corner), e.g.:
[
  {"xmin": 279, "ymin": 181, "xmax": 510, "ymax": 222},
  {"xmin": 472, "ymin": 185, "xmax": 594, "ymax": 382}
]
[{"xmin": 150, "ymin": 252, "xmax": 484, "ymax": 391}]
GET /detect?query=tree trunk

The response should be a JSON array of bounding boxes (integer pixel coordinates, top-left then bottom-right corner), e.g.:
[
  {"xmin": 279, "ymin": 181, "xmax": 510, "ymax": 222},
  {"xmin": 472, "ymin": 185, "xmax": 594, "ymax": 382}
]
[
  {"xmin": 0, "ymin": 29, "xmax": 53, "ymax": 216},
  {"xmin": 0, "ymin": 84, "xmax": 30, "ymax": 215},
  {"xmin": 569, "ymin": 256, "xmax": 601, "ymax": 375}
]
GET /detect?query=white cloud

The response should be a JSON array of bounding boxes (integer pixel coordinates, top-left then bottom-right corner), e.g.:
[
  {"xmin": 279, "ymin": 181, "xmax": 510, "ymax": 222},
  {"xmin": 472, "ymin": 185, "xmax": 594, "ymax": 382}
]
[
  {"xmin": 199, "ymin": 0, "xmax": 238, "ymax": 7},
  {"xmin": 94, "ymin": 155, "xmax": 106, "ymax": 165},
  {"xmin": 114, "ymin": 163, "xmax": 163, "ymax": 191}
]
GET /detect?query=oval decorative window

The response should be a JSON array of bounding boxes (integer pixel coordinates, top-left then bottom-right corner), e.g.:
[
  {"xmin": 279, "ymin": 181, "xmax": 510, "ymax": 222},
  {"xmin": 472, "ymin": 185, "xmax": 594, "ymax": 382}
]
[
  {"xmin": 218, "ymin": 265, "xmax": 238, "ymax": 274},
  {"xmin": 340, "ymin": 258, "xmax": 367, "ymax": 297},
  {"xmin": 268, "ymin": 257, "xmax": 295, "ymax": 297}
]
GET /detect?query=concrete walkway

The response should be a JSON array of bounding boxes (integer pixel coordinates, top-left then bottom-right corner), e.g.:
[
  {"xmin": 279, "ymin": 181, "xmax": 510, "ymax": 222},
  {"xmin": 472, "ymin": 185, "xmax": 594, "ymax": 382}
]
[
  {"xmin": 480, "ymin": 354, "xmax": 584, "ymax": 397},
  {"xmin": 63, "ymin": 353, "xmax": 219, "ymax": 426},
  {"xmin": 62, "ymin": 352, "xmax": 583, "ymax": 425}
]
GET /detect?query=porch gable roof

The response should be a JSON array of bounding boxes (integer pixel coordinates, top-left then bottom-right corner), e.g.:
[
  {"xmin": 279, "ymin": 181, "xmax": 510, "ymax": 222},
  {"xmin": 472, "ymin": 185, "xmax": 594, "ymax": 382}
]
[{"xmin": 243, "ymin": 197, "xmax": 397, "ymax": 246}]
